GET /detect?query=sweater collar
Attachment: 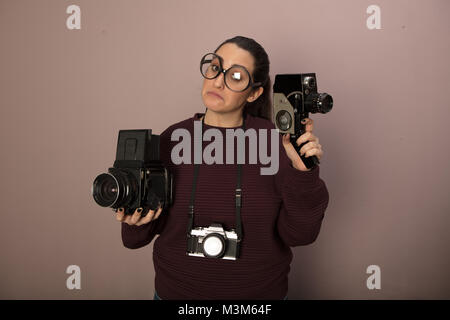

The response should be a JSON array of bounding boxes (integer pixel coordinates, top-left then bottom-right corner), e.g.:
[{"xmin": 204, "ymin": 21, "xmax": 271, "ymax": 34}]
[{"xmin": 192, "ymin": 111, "xmax": 250, "ymax": 129}]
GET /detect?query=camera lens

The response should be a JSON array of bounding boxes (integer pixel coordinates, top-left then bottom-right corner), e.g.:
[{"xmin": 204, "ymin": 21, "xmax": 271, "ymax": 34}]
[
  {"xmin": 316, "ymin": 93, "xmax": 333, "ymax": 113},
  {"xmin": 276, "ymin": 110, "xmax": 292, "ymax": 131},
  {"xmin": 202, "ymin": 233, "xmax": 226, "ymax": 258},
  {"xmin": 92, "ymin": 169, "xmax": 137, "ymax": 208},
  {"xmin": 92, "ymin": 173, "xmax": 119, "ymax": 207},
  {"xmin": 305, "ymin": 93, "xmax": 333, "ymax": 114}
]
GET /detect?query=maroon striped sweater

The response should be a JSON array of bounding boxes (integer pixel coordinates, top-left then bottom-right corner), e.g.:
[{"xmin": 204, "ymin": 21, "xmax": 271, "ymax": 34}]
[{"xmin": 121, "ymin": 112, "xmax": 329, "ymax": 299}]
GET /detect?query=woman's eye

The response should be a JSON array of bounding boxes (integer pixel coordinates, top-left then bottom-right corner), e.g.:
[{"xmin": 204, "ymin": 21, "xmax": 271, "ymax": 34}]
[{"xmin": 211, "ymin": 64, "xmax": 220, "ymax": 72}]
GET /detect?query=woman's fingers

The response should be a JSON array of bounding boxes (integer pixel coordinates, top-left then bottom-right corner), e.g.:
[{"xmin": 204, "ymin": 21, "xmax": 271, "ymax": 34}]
[
  {"xmin": 129, "ymin": 208, "xmax": 143, "ymax": 225},
  {"xmin": 281, "ymin": 118, "xmax": 324, "ymax": 170},
  {"xmin": 296, "ymin": 131, "xmax": 318, "ymax": 146},
  {"xmin": 117, "ymin": 206, "xmax": 163, "ymax": 226},
  {"xmin": 152, "ymin": 206, "xmax": 163, "ymax": 221},
  {"xmin": 115, "ymin": 207, "xmax": 125, "ymax": 222},
  {"xmin": 123, "ymin": 214, "xmax": 133, "ymax": 225},
  {"xmin": 306, "ymin": 147, "xmax": 323, "ymax": 160},
  {"xmin": 135, "ymin": 208, "xmax": 155, "ymax": 226},
  {"xmin": 301, "ymin": 118, "xmax": 314, "ymax": 132},
  {"xmin": 299, "ymin": 141, "xmax": 321, "ymax": 156},
  {"xmin": 134, "ymin": 206, "xmax": 164, "ymax": 226}
]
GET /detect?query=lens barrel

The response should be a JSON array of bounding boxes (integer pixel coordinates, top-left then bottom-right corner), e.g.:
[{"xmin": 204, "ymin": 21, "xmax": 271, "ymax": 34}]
[
  {"xmin": 306, "ymin": 92, "xmax": 333, "ymax": 114},
  {"xmin": 92, "ymin": 169, "xmax": 137, "ymax": 208}
]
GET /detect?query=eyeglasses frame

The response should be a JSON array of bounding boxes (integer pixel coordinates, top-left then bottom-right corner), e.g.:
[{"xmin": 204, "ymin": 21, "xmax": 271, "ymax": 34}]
[{"xmin": 200, "ymin": 52, "xmax": 263, "ymax": 92}]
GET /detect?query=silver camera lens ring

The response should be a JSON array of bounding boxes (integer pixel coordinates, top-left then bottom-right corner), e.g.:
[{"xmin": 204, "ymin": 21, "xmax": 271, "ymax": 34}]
[
  {"xmin": 202, "ymin": 233, "xmax": 226, "ymax": 258},
  {"xmin": 276, "ymin": 110, "xmax": 292, "ymax": 131}
]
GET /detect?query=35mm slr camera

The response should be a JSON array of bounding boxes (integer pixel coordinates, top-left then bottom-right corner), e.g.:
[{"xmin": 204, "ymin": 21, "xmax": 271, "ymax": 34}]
[
  {"xmin": 91, "ymin": 129, "xmax": 173, "ymax": 217},
  {"xmin": 187, "ymin": 223, "xmax": 239, "ymax": 260}
]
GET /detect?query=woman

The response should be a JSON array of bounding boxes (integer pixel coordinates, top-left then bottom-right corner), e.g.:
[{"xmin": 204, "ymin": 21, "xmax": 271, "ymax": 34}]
[{"xmin": 115, "ymin": 36, "xmax": 329, "ymax": 300}]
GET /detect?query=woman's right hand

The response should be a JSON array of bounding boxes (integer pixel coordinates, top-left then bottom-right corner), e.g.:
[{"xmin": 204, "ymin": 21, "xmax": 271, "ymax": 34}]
[{"xmin": 115, "ymin": 206, "xmax": 163, "ymax": 226}]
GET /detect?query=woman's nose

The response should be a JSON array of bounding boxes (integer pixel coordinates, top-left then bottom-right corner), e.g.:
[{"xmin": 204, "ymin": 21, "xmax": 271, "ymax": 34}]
[{"xmin": 213, "ymin": 71, "xmax": 225, "ymax": 88}]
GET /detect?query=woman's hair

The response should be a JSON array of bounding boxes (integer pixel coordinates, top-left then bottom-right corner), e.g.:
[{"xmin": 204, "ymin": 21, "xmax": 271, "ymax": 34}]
[{"xmin": 214, "ymin": 36, "xmax": 272, "ymax": 121}]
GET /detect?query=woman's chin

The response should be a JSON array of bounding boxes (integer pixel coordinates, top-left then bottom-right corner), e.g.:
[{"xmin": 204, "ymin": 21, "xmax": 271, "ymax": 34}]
[{"xmin": 203, "ymin": 99, "xmax": 225, "ymax": 111}]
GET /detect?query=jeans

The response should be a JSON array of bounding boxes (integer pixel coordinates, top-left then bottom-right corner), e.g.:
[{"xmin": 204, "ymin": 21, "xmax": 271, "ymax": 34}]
[{"xmin": 153, "ymin": 291, "xmax": 288, "ymax": 300}]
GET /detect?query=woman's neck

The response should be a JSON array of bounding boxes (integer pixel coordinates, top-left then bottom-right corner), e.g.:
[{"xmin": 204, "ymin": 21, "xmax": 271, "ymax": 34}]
[{"xmin": 201, "ymin": 109, "xmax": 244, "ymax": 128}]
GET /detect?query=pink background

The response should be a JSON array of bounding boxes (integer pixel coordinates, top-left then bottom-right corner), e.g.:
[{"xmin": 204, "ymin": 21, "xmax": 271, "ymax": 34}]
[{"xmin": 0, "ymin": 0, "xmax": 449, "ymax": 299}]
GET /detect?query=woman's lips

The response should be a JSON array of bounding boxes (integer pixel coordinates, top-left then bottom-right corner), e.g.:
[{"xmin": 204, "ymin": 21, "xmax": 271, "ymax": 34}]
[{"xmin": 207, "ymin": 91, "xmax": 223, "ymax": 99}]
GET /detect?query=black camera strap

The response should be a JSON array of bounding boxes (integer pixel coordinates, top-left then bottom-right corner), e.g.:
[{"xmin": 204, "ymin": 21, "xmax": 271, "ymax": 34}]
[{"xmin": 187, "ymin": 113, "xmax": 245, "ymax": 242}]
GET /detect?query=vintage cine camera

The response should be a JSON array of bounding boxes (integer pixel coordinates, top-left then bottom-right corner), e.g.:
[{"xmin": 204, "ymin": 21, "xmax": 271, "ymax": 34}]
[
  {"xmin": 273, "ymin": 73, "xmax": 333, "ymax": 169},
  {"xmin": 187, "ymin": 223, "xmax": 239, "ymax": 260},
  {"xmin": 91, "ymin": 129, "xmax": 173, "ymax": 217}
]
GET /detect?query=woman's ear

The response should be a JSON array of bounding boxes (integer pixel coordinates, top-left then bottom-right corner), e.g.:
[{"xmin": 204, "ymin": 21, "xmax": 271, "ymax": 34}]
[{"xmin": 246, "ymin": 86, "xmax": 264, "ymax": 103}]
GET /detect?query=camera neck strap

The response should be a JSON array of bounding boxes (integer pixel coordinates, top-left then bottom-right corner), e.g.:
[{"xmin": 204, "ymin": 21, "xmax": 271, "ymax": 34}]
[{"xmin": 187, "ymin": 113, "xmax": 246, "ymax": 241}]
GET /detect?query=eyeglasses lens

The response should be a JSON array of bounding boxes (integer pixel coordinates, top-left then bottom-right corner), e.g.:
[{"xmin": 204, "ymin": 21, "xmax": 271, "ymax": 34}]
[{"xmin": 200, "ymin": 53, "xmax": 250, "ymax": 92}]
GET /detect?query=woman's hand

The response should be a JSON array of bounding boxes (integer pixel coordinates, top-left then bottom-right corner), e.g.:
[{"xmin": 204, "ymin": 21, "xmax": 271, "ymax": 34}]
[
  {"xmin": 281, "ymin": 118, "xmax": 324, "ymax": 172},
  {"xmin": 115, "ymin": 206, "xmax": 163, "ymax": 226}
]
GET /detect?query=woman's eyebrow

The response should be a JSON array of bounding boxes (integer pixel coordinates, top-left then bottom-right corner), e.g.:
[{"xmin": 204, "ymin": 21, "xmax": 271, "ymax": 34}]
[
  {"xmin": 214, "ymin": 54, "xmax": 224, "ymax": 65},
  {"xmin": 215, "ymin": 53, "xmax": 249, "ymax": 70}
]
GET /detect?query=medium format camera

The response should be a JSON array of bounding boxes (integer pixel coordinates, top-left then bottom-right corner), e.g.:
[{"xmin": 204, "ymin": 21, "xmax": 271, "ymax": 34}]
[
  {"xmin": 91, "ymin": 129, "xmax": 173, "ymax": 217},
  {"xmin": 187, "ymin": 223, "xmax": 239, "ymax": 260},
  {"xmin": 273, "ymin": 73, "xmax": 333, "ymax": 169}
]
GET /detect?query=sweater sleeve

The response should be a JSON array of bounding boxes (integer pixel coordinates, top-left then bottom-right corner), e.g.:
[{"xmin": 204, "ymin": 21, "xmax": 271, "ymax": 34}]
[
  {"xmin": 120, "ymin": 126, "xmax": 172, "ymax": 249},
  {"xmin": 274, "ymin": 133, "xmax": 330, "ymax": 247}
]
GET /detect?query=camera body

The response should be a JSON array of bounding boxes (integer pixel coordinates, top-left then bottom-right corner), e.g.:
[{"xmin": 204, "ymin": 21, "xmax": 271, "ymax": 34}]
[
  {"xmin": 187, "ymin": 223, "xmax": 239, "ymax": 260},
  {"xmin": 273, "ymin": 73, "xmax": 333, "ymax": 169},
  {"xmin": 91, "ymin": 129, "xmax": 173, "ymax": 217}
]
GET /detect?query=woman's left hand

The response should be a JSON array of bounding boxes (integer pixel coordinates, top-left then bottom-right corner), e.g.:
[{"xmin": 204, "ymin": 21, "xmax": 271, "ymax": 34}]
[{"xmin": 281, "ymin": 118, "xmax": 323, "ymax": 172}]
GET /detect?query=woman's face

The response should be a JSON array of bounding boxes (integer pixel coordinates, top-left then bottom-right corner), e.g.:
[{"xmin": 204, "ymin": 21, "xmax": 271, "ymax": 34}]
[{"xmin": 201, "ymin": 42, "xmax": 263, "ymax": 114}]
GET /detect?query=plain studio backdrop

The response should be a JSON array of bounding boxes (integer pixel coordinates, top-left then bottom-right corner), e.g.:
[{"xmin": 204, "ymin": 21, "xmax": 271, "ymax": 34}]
[{"xmin": 0, "ymin": 0, "xmax": 449, "ymax": 299}]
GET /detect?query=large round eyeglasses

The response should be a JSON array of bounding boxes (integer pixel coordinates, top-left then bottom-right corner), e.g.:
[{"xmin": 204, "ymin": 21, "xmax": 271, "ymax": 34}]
[{"xmin": 200, "ymin": 52, "xmax": 263, "ymax": 92}]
